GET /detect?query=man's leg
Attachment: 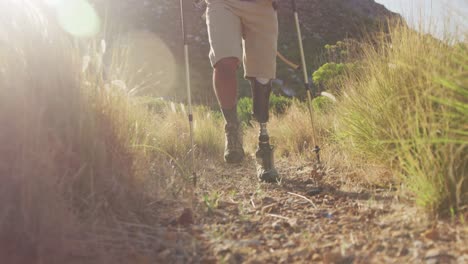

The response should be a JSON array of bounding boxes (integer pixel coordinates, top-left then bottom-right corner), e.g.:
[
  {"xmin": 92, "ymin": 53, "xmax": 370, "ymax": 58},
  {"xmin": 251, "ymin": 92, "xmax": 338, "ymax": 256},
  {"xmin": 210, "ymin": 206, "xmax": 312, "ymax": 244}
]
[
  {"xmin": 213, "ymin": 57, "xmax": 239, "ymax": 111},
  {"xmin": 214, "ymin": 58, "xmax": 245, "ymax": 163},
  {"xmin": 206, "ymin": 1, "xmax": 244, "ymax": 163}
]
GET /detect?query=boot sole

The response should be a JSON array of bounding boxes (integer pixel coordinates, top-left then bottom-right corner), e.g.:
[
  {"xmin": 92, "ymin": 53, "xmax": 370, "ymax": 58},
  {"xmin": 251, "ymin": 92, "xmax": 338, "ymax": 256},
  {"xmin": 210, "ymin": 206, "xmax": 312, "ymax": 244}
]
[
  {"xmin": 258, "ymin": 169, "xmax": 280, "ymax": 183},
  {"xmin": 224, "ymin": 152, "xmax": 245, "ymax": 164}
]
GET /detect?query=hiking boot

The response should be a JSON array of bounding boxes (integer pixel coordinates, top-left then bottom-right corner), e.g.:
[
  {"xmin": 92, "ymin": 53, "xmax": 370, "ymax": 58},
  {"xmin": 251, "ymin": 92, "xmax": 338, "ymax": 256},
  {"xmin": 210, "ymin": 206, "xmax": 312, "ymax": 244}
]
[
  {"xmin": 256, "ymin": 142, "xmax": 280, "ymax": 183},
  {"xmin": 224, "ymin": 123, "xmax": 245, "ymax": 163}
]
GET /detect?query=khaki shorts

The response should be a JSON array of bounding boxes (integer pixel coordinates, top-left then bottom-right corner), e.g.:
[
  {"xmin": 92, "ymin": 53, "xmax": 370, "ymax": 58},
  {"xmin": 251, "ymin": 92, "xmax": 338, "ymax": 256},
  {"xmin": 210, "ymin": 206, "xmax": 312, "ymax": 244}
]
[{"xmin": 205, "ymin": 0, "xmax": 278, "ymax": 79}]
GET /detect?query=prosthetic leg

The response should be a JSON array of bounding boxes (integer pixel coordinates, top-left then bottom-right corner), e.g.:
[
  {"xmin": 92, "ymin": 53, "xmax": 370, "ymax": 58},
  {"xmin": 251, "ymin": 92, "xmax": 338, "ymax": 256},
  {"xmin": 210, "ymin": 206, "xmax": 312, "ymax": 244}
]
[{"xmin": 250, "ymin": 78, "xmax": 280, "ymax": 183}]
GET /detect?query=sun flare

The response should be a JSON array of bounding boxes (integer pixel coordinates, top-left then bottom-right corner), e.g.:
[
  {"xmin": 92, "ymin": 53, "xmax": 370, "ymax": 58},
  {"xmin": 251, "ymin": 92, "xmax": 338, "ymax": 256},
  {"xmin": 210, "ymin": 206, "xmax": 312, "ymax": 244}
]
[{"xmin": 45, "ymin": 0, "xmax": 100, "ymax": 38}]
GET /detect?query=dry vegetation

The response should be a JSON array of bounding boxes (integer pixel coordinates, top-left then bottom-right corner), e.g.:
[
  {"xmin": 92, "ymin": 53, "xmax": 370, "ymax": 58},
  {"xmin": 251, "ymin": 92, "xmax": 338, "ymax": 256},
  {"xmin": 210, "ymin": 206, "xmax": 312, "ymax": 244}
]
[
  {"xmin": 0, "ymin": 1, "xmax": 466, "ymax": 263},
  {"xmin": 0, "ymin": 2, "xmax": 193, "ymax": 262}
]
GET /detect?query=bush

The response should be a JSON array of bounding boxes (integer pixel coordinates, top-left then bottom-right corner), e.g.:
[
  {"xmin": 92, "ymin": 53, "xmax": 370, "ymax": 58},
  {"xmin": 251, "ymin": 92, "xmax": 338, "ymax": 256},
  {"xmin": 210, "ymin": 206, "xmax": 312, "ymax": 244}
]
[
  {"xmin": 237, "ymin": 97, "xmax": 253, "ymax": 125},
  {"xmin": 312, "ymin": 62, "xmax": 356, "ymax": 92},
  {"xmin": 335, "ymin": 22, "xmax": 467, "ymax": 214},
  {"xmin": 237, "ymin": 94, "xmax": 293, "ymax": 126},
  {"xmin": 324, "ymin": 39, "xmax": 361, "ymax": 63},
  {"xmin": 312, "ymin": 96, "xmax": 335, "ymax": 114},
  {"xmin": 270, "ymin": 93, "xmax": 293, "ymax": 115}
]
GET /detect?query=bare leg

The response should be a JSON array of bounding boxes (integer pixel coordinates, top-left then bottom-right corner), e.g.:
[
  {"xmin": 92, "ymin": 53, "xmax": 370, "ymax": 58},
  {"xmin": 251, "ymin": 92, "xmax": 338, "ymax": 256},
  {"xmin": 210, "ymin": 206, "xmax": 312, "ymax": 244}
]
[
  {"xmin": 213, "ymin": 57, "xmax": 239, "ymax": 110},
  {"xmin": 214, "ymin": 57, "xmax": 244, "ymax": 163}
]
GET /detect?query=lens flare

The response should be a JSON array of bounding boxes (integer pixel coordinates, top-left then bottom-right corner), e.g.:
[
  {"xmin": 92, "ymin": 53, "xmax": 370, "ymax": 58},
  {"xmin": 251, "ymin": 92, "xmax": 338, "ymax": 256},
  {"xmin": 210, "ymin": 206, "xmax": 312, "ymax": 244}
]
[
  {"xmin": 51, "ymin": 0, "xmax": 100, "ymax": 38},
  {"xmin": 110, "ymin": 31, "xmax": 177, "ymax": 96}
]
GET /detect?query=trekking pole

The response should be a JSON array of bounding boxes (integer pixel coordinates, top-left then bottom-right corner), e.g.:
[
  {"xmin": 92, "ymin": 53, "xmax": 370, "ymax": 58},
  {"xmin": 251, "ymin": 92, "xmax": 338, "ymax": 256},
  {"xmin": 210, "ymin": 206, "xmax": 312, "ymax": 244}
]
[
  {"xmin": 291, "ymin": 0, "xmax": 321, "ymax": 164},
  {"xmin": 179, "ymin": 0, "xmax": 197, "ymax": 186}
]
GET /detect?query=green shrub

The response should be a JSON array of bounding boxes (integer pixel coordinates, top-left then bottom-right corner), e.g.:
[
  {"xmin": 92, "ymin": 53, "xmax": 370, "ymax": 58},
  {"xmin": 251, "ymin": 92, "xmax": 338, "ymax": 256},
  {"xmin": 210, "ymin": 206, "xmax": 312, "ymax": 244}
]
[
  {"xmin": 312, "ymin": 96, "xmax": 334, "ymax": 114},
  {"xmin": 312, "ymin": 62, "xmax": 348, "ymax": 91},
  {"xmin": 237, "ymin": 97, "xmax": 253, "ymax": 125},
  {"xmin": 270, "ymin": 93, "xmax": 293, "ymax": 115},
  {"xmin": 237, "ymin": 94, "xmax": 293, "ymax": 125},
  {"xmin": 324, "ymin": 39, "xmax": 361, "ymax": 63}
]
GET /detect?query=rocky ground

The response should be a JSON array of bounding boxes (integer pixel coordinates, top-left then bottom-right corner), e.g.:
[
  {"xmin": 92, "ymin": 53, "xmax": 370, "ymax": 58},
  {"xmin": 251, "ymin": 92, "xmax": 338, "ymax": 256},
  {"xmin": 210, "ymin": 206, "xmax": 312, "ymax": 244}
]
[{"xmin": 116, "ymin": 156, "xmax": 467, "ymax": 264}]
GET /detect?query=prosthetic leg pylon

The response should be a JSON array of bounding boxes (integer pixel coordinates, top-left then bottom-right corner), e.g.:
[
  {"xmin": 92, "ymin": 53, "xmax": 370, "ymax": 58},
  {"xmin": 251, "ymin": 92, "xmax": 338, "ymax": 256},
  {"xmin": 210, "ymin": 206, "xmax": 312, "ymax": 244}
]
[{"xmin": 250, "ymin": 79, "xmax": 280, "ymax": 183}]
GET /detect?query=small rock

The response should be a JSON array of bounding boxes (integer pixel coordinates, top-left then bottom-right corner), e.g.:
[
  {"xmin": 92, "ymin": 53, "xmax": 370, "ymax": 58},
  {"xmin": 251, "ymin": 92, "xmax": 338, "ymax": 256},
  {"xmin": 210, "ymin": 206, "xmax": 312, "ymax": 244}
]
[
  {"xmin": 312, "ymin": 253, "xmax": 321, "ymax": 261},
  {"xmin": 413, "ymin": 240, "xmax": 424, "ymax": 249},
  {"xmin": 158, "ymin": 249, "xmax": 172, "ymax": 259},
  {"xmin": 177, "ymin": 208, "xmax": 194, "ymax": 226},
  {"xmin": 287, "ymin": 218, "xmax": 299, "ymax": 228},
  {"xmin": 267, "ymin": 240, "xmax": 280, "ymax": 248},
  {"xmin": 273, "ymin": 234, "xmax": 286, "ymax": 240},
  {"xmin": 272, "ymin": 221, "xmax": 282, "ymax": 230},
  {"xmin": 224, "ymin": 253, "xmax": 243, "ymax": 264},
  {"xmin": 292, "ymin": 249, "xmax": 310, "ymax": 258},
  {"xmin": 279, "ymin": 255, "xmax": 289, "ymax": 263},
  {"xmin": 237, "ymin": 239, "xmax": 262, "ymax": 248},
  {"xmin": 425, "ymin": 248, "xmax": 441, "ymax": 259},
  {"xmin": 306, "ymin": 187, "xmax": 323, "ymax": 196},
  {"xmin": 284, "ymin": 241, "xmax": 296, "ymax": 248},
  {"xmin": 423, "ymin": 228, "xmax": 439, "ymax": 241},
  {"xmin": 262, "ymin": 196, "xmax": 277, "ymax": 205},
  {"xmin": 399, "ymin": 247, "xmax": 409, "ymax": 256},
  {"xmin": 323, "ymin": 251, "xmax": 344, "ymax": 264}
]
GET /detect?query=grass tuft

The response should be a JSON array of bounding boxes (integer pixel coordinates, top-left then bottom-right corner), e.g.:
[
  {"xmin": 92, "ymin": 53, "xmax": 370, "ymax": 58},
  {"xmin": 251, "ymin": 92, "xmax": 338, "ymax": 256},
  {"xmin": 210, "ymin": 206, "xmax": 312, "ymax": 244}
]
[{"xmin": 335, "ymin": 22, "xmax": 467, "ymax": 214}]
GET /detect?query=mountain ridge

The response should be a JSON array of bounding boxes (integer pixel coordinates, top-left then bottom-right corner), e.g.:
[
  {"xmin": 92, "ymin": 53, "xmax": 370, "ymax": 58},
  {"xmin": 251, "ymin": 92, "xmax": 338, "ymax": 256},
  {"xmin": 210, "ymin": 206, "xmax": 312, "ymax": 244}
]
[{"xmin": 93, "ymin": 0, "xmax": 401, "ymax": 103}]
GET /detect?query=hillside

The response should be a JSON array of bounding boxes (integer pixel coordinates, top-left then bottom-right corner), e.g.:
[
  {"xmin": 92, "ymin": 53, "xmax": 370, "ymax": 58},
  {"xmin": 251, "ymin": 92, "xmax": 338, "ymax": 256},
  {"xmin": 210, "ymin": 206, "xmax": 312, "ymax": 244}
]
[{"xmin": 93, "ymin": 0, "xmax": 400, "ymax": 104}]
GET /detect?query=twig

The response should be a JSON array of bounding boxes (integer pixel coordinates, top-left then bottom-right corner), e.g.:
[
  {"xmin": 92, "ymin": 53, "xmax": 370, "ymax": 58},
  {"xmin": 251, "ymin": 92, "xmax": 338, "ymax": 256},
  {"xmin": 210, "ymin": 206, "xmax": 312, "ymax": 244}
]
[
  {"xmin": 250, "ymin": 198, "xmax": 256, "ymax": 208},
  {"xmin": 267, "ymin": 213, "xmax": 290, "ymax": 220},
  {"xmin": 287, "ymin": 192, "xmax": 318, "ymax": 209}
]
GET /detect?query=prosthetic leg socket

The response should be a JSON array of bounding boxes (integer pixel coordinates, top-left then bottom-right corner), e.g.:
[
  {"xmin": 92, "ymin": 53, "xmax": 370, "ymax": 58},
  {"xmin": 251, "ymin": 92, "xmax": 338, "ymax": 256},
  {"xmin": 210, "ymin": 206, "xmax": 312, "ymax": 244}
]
[{"xmin": 250, "ymin": 78, "xmax": 272, "ymax": 123}]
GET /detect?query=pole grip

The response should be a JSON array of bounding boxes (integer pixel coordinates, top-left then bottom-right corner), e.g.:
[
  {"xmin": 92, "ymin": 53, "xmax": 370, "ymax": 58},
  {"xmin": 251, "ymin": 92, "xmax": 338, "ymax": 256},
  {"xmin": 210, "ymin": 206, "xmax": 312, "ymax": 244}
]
[{"xmin": 291, "ymin": 0, "xmax": 297, "ymax": 12}]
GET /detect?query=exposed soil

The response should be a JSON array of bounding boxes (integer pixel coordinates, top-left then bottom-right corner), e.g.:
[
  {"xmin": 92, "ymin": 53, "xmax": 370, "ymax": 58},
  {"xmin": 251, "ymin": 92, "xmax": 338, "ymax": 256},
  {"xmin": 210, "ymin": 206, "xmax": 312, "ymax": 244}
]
[
  {"xmin": 122, "ymin": 155, "xmax": 466, "ymax": 264},
  {"xmin": 69, "ymin": 156, "xmax": 467, "ymax": 264}
]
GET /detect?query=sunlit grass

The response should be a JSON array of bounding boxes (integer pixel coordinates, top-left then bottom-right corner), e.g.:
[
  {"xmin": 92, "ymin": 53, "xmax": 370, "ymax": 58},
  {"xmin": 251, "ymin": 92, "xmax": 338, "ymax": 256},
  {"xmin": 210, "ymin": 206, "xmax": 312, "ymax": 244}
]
[
  {"xmin": 0, "ymin": 1, "xmax": 189, "ymax": 261},
  {"xmin": 335, "ymin": 21, "xmax": 467, "ymax": 214}
]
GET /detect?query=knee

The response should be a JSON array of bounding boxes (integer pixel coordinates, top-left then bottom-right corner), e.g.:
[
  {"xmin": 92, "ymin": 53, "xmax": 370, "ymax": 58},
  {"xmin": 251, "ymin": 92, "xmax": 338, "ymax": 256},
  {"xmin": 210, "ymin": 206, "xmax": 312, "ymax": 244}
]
[{"xmin": 214, "ymin": 57, "xmax": 239, "ymax": 75}]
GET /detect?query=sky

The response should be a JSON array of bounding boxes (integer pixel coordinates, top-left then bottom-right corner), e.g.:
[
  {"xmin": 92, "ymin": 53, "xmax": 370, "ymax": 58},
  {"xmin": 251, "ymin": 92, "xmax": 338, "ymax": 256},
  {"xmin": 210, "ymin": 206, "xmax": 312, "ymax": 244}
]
[{"xmin": 375, "ymin": 0, "xmax": 468, "ymax": 39}]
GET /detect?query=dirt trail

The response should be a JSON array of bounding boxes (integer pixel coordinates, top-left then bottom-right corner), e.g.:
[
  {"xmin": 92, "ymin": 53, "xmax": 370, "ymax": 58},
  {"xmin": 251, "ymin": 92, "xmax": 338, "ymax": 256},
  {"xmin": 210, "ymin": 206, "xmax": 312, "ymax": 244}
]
[
  {"xmin": 103, "ymin": 156, "xmax": 466, "ymax": 264},
  {"xmin": 180, "ymin": 156, "xmax": 466, "ymax": 264}
]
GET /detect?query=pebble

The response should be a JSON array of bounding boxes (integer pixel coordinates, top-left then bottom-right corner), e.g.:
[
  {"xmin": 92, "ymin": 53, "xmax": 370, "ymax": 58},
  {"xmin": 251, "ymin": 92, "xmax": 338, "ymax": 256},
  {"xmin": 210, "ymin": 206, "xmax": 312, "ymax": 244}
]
[
  {"xmin": 267, "ymin": 240, "xmax": 280, "ymax": 248},
  {"xmin": 284, "ymin": 241, "xmax": 296, "ymax": 248}
]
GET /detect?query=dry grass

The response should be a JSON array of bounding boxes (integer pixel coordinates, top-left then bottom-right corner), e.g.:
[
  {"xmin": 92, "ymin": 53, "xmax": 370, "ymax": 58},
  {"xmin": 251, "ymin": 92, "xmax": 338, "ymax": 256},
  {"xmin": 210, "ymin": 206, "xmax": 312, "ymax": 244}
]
[
  {"xmin": 335, "ymin": 22, "xmax": 467, "ymax": 214},
  {"xmin": 147, "ymin": 104, "xmax": 224, "ymax": 161},
  {"xmin": 244, "ymin": 102, "xmax": 331, "ymax": 158},
  {"xmin": 0, "ymin": 1, "xmax": 191, "ymax": 262},
  {"xmin": 248, "ymin": 22, "xmax": 467, "ymax": 215}
]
